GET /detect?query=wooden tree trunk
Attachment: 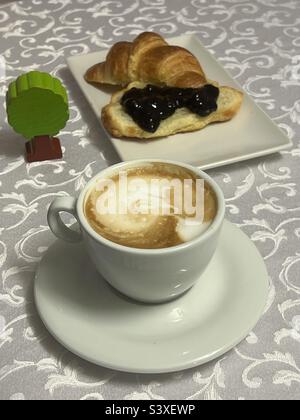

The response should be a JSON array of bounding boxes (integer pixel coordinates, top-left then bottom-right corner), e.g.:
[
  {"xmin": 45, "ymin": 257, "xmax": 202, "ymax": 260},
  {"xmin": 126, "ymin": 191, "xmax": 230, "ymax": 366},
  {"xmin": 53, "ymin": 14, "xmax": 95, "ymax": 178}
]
[{"xmin": 26, "ymin": 135, "xmax": 63, "ymax": 163}]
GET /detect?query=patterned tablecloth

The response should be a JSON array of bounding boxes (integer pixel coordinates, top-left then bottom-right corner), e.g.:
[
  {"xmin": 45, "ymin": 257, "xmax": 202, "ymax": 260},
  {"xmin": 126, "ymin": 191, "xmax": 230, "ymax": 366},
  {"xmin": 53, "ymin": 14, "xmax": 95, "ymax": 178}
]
[{"xmin": 0, "ymin": 0, "xmax": 300, "ymax": 401}]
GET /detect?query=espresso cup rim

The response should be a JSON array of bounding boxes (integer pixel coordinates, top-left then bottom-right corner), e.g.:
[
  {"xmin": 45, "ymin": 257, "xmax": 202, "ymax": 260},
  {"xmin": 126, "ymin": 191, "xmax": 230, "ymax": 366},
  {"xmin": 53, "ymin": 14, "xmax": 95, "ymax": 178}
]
[{"xmin": 77, "ymin": 159, "xmax": 225, "ymax": 254}]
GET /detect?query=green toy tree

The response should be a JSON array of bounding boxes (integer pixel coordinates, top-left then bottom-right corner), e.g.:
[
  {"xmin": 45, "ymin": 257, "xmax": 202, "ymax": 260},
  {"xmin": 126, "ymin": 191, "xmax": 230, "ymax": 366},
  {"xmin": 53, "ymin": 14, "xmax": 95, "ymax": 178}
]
[{"xmin": 6, "ymin": 71, "xmax": 69, "ymax": 162}]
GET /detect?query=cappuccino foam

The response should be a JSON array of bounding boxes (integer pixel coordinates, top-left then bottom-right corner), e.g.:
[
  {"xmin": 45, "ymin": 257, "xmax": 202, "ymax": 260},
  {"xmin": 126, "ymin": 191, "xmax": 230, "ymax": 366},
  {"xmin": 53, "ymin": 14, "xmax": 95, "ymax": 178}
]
[{"xmin": 84, "ymin": 164, "xmax": 217, "ymax": 249}]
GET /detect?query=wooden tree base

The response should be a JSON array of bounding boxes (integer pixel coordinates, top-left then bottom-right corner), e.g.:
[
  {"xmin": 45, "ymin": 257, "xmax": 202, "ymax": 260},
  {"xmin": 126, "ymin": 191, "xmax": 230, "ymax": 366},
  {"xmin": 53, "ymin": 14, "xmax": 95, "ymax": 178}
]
[{"xmin": 26, "ymin": 136, "xmax": 63, "ymax": 163}]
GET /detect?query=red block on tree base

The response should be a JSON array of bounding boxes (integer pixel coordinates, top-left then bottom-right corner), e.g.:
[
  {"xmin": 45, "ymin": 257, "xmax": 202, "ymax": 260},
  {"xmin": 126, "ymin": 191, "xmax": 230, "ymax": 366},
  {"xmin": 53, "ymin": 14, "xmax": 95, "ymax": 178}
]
[{"xmin": 26, "ymin": 136, "xmax": 63, "ymax": 163}]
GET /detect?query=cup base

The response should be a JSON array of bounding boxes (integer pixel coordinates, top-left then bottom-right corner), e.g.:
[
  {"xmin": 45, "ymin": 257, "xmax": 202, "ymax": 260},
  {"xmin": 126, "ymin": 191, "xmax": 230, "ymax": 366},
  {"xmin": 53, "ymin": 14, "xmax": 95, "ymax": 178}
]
[{"xmin": 105, "ymin": 282, "xmax": 194, "ymax": 305}]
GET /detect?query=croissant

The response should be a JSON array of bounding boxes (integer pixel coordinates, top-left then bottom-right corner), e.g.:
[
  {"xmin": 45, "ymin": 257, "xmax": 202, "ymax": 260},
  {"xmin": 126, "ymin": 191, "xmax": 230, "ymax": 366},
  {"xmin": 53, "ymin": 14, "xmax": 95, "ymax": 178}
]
[
  {"xmin": 85, "ymin": 32, "xmax": 207, "ymax": 88},
  {"xmin": 102, "ymin": 81, "xmax": 243, "ymax": 139}
]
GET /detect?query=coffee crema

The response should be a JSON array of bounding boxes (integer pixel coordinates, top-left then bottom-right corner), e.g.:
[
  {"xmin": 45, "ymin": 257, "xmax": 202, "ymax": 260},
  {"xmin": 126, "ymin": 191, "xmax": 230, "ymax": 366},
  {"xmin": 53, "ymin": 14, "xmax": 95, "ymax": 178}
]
[{"xmin": 84, "ymin": 164, "xmax": 217, "ymax": 249}]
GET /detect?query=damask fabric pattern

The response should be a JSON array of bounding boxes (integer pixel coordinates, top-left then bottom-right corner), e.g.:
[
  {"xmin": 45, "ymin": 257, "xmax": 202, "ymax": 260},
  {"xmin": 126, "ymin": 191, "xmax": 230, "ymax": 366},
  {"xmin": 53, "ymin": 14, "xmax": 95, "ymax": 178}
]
[{"xmin": 0, "ymin": 0, "xmax": 299, "ymax": 401}]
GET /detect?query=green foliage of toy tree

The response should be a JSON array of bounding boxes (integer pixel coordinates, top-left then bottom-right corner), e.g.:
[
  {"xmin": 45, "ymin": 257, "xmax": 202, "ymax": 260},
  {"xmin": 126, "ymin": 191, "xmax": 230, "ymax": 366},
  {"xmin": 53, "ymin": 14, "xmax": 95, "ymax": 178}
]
[{"xmin": 6, "ymin": 71, "xmax": 69, "ymax": 140}]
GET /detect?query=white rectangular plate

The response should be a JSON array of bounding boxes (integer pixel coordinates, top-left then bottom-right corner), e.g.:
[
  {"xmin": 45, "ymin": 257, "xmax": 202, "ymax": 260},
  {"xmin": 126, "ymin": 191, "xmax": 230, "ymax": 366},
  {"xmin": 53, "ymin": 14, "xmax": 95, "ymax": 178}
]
[{"xmin": 67, "ymin": 35, "xmax": 292, "ymax": 170}]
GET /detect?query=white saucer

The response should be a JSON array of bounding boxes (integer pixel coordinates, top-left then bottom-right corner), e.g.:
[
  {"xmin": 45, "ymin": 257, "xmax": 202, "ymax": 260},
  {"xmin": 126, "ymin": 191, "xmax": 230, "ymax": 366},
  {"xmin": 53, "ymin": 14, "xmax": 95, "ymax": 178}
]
[{"xmin": 34, "ymin": 220, "xmax": 269, "ymax": 374}]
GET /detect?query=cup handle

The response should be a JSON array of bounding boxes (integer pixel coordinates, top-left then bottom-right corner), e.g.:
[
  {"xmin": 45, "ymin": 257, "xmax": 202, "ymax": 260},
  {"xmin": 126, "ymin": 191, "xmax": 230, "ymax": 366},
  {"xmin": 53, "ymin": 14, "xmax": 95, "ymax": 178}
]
[{"xmin": 47, "ymin": 197, "xmax": 83, "ymax": 243}]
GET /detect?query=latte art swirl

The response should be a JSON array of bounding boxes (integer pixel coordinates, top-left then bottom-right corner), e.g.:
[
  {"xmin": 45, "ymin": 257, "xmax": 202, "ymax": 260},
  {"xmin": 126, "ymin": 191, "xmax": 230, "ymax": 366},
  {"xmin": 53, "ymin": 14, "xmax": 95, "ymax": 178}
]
[{"xmin": 84, "ymin": 164, "xmax": 217, "ymax": 249}]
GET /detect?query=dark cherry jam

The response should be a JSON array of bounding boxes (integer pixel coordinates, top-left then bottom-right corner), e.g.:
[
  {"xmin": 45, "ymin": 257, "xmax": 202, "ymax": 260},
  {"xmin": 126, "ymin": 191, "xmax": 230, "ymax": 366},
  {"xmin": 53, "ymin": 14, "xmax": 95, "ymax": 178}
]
[{"xmin": 121, "ymin": 84, "xmax": 220, "ymax": 133}]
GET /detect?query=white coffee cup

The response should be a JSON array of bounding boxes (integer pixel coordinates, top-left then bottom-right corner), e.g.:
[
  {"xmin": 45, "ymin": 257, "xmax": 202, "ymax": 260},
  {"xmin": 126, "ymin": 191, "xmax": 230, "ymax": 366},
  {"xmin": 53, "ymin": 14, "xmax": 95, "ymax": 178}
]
[{"xmin": 47, "ymin": 160, "xmax": 225, "ymax": 303}]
